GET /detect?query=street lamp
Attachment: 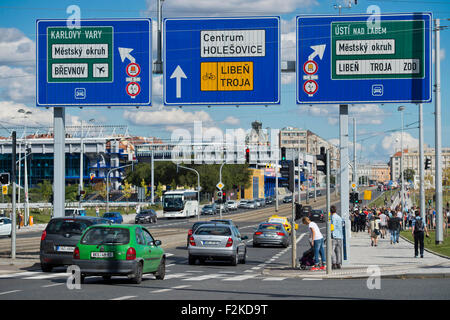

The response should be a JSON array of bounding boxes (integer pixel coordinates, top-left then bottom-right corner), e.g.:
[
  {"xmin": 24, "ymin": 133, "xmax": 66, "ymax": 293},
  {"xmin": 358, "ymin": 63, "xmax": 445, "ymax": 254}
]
[
  {"xmin": 398, "ymin": 106, "xmax": 405, "ymax": 214},
  {"xmin": 17, "ymin": 109, "xmax": 32, "ymax": 226}
]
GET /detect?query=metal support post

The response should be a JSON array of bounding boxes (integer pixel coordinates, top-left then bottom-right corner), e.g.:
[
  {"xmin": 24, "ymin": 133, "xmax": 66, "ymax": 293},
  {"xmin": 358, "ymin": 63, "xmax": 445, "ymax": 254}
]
[
  {"xmin": 275, "ymin": 147, "xmax": 279, "ymax": 212},
  {"xmin": 435, "ymin": 19, "xmax": 443, "ymax": 244},
  {"xmin": 151, "ymin": 148, "xmax": 155, "ymax": 205},
  {"xmin": 339, "ymin": 105, "xmax": 350, "ymax": 262},
  {"xmin": 53, "ymin": 108, "xmax": 65, "ymax": 218},
  {"xmin": 11, "ymin": 131, "xmax": 16, "ymax": 259},
  {"xmin": 291, "ymin": 152, "xmax": 296, "ymax": 269},
  {"xmin": 419, "ymin": 104, "xmax": 425, "ymax": 221},
  {"xmin": 326, "ymin": 149, "xmax": 331, "ymax": 274}
]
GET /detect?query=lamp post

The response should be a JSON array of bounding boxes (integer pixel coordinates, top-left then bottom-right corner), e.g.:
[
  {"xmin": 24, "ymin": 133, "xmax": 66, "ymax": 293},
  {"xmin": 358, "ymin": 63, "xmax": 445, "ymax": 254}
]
[
  {"xmin": 17, "ymin": 109, "xmax": 32, "ymax": 226},
  {"xmin": 398, "ymin": 106, "xmax": 405, "ymax": 215}
]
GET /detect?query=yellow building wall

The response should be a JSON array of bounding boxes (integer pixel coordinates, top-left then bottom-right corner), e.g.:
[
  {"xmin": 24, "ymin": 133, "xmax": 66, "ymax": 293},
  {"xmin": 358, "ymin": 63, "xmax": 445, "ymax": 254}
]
[{"xmin": 243, "ymin": 169, "xmax": 265, "ymax": 200}]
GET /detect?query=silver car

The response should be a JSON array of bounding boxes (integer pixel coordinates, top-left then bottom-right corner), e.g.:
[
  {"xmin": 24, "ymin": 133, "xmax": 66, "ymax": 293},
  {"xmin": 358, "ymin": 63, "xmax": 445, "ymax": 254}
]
[
  {"xmin": 253, "ymin": 222, "xmax": 289, "ymax": 248},
  {"xmin": 245, "ymin": 200, "xmax": 257, "ymax": 209},
  {"xmin": 188, "ymin": 223, "xmax": 248, "ymax": 266}
]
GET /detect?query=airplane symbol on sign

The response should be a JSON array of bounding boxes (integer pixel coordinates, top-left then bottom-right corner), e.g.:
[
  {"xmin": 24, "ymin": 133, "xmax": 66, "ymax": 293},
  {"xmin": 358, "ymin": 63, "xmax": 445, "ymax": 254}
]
[{"xmin": 96, "ymin": 66, "xmax": 105, "ymax": 74}]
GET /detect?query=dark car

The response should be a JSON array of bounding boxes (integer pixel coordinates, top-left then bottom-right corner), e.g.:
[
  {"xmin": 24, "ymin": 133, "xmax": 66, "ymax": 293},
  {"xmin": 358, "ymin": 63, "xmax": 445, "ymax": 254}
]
[
  {"xmin": 186, "ymin": 221, "xmax": 210, "ymax": 247},
  {"xmin": 309, "ymin": 209, "xmax": 325, "ymax": 222},
  {"xmin": 283, "ymin": 195, "xmax": 293, "ymax": 203},
  {"xmin": 265, "ymin": 197, "xmax": 274, "ymax": 205},
  {"xmin": 201, "ymin": 204, "xmax": 217, "ymax": 215},
  {"xmin": 302, "ymin": 205, "xmax": 312, "ymax": 218},
  {"xmin": 135, "ymin": 209, "xmax": 158, "ymax": 224},
  {"xmin": 40, "ymin": 216, "xmax": 110, "ymax": 272}
]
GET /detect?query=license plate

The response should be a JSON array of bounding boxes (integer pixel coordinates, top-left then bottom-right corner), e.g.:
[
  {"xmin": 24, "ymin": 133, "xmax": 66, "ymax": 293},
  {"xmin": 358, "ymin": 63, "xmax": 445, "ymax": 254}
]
[
  {"xmin": 91, "ymin": 252, "xmax": 114, "ymax": 258},
  {"xmin": 203, "ymin": 241, "xmax": 219, "ymax": 245},
  {"xmin": 56, "ymin": 246, "xmax": 75, "ymax": 253}
]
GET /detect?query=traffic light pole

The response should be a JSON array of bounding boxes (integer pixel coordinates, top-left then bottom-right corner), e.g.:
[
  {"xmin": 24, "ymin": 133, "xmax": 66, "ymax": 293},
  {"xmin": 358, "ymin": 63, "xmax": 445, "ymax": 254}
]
[
  {"xmin": 11, "ymin": 131, "xmax": 16, "ymax": 259},
  {"xmin": 291, "ymin": 153, "xmax": 296, "ymax": 269},
  {"xmin": 326, "ymin": 149, "xmax": 331, "ymax": 275},
  {"xmin": 419, "ymin": 103, "xmax": 425, "ymax": 221},
  {"xmin": 339, "ymin": 105, "xmax": 350, "ymax": 263}
]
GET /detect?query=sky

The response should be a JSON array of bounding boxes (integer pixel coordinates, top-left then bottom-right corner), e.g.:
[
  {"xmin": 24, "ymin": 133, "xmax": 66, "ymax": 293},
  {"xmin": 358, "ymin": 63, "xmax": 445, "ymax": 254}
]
[{"xmin": 0, "ymin": 0, "xmax": 448, "ymax": 165}]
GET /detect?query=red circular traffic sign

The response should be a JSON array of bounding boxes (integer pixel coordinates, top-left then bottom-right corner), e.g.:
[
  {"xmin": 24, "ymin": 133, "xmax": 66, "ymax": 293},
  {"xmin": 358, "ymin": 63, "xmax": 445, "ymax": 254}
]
[
  {"xmin": 126, "ymin": 82, "xmax": 141, "ymax": 97},
  {"xmin": 303, "ymin": 80, "xmax": 318, "ymax": 95},
  {"xmin": 303, "ymin": 60, "xmax": 318, "ymax": 75},
  {"xmin": 126, "ymin": 63, "xmax": 141, "ymax": 77}
]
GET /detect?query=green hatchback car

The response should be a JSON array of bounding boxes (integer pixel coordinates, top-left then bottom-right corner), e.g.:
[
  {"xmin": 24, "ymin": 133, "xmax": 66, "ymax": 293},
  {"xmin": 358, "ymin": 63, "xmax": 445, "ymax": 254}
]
[{"xmin": 72, "ymin": 224, "xmax": 165, "ymax": 284}]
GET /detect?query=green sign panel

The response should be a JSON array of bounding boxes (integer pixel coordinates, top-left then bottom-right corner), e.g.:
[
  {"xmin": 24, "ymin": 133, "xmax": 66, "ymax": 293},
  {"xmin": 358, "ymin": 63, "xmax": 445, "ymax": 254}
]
[
  {"xmin": 331, "ymin": 20, "xmax": 425, "ymax": 79},
  {"xmin": 47, "ymin": 26, "xmax": 113, "ymax": 83}
]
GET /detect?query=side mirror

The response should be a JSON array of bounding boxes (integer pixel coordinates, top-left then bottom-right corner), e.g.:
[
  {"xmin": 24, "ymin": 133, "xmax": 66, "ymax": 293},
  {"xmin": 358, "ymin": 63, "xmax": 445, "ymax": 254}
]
[{"xmin": 154, "ymin": 240, "xmax": 162, "ymax": 246}]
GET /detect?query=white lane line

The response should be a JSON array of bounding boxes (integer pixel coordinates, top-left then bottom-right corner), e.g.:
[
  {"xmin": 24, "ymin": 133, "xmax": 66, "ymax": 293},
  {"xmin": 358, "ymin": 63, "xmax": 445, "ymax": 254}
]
[
  {"xmin": 0, "ymin": 271, "xmax": 41, "ymax": 279},
  {"xmin": 110, "ymin": 296, "xmax": 137, "ymax": 300},
  {"xmin": 164, "ymin": 273, "xmax": 191, "ymax": 280},
  {"xmin": 166, "ymin": 264, "xmax": 175, "ymax": 267},
  {"xmin": 222, "ymin": 274, "xmax": 259, "ymax": 281},
  {"xmin": 172, "ymin": 285, "xmax": 191, "ymax": 289},
  {"xmin": 0, "ymin": 290, "xmax": 22, "ymax": 295},
  {"xmin": 303, "ymin": 278, "xmax": 323, "ymax": 281},
  {"xmin": 25, "ymin": 273, "xmax": 70, "ymax": 280},
  {"xmin": 152, "ymin": 288, "xmax": 172, "ymax": 293},
  {"xmin": 150, "ymin": 284, "xmax": 191, "ymax": 294},
  {"xmin": 41, "ymin": 283, "xmax": 65, "ymax": 288},
  {"xmin": 182, "ymin": 274, "xmax": 224, "ymax": 281},
  {"xmin": 262, "ymin": 277, "xmax": 287, "ymax": 281}
]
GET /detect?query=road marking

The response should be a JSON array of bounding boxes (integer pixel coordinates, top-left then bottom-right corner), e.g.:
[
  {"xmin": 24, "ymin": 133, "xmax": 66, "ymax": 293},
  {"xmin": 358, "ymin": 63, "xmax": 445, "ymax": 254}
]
[
  {"xmin": 110, "ymin": 296, "xmax": 137, "ymax": 300},
  {"xmin": 0, "ymin": 271, "xmax": 42, "ymax": 279},
  {"xmin": 152, "ymin": 288, "xmax": 172, "ymax": 293},
  {"xmin": 0, "ymin": 290, "xmax": 22, "ymax": 295},
  {"xmin": 182, "ymin": 274, "xmax": 224, "ymax": 281},
  {"xmin": 262, "ymin": 277, "xmax": 287, "ymax": 281},
  {"xmin": 303, "ymin": 278, "xmax": 322, "ymax": 281},
  {"xmin": 222, "ymin": 274, "xmax": 258, "ymax": 281},
  {"xmin": 164, "ymin": 273, "xmax": 191, "ymax": 280},
  {"xmin": 41, "ymin": 283, "xmax": 65, "ymax": 288},
  {"xmin": 172, "ymin": 285, "xmax": 191, "ymax": 289},
  {"xmin": 24, "ymin": 273, "xmax": 70, "ymax": 280}
]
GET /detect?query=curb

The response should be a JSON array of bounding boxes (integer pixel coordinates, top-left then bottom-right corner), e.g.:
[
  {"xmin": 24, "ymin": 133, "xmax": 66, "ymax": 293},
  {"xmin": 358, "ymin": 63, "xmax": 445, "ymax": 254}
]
[{"xmin": 400, "ymin": 234, "xmax": 450, "ymax": 260}]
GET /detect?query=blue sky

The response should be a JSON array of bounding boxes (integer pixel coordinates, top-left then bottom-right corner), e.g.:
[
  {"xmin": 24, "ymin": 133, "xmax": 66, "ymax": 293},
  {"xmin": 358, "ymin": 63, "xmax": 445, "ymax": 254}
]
[{"xmin": 0, "ymin": 0, "xmax": 448, "ymax": 164}]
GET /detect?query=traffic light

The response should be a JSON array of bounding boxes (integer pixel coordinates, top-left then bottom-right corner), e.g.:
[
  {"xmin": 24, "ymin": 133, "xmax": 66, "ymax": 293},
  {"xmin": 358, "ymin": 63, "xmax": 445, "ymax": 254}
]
[
  {"xmin": 350, "ymin": 192, "xmax": 359, "ymax": 204},
  {"xmin": 281, "ymin": 147, "xmax": 286, "ymax": 161},
  {"xmin": 217, "ymin": 191, "xmax": 222, "ymax": 203},
  {"xmin": 0, "ymin": 173, "xmax": 9, "ymax": 185},
  {"xmin": 425, "ymin": 158, "xmax": 431, "ymax": 170},
  {"xmin": 280, "ymin": 160, "xmax": 295, "ymax": 192},
  {"xmin": 245, "ymin": 147, "xmax": 250, "ymax": 164},
  {"xmin": 316, "ymin": 147, "xmax": 327, "ymax": 175},
  {"xmin": 222, "ymin": 191, "xmax": 227, "ymax": 203}
]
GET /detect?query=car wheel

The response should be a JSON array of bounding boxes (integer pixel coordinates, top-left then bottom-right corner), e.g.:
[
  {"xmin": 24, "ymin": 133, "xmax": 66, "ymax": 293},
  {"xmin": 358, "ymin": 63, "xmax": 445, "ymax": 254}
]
[
  {"xmin": 41, "ymin": 263, "xmax": 53, "ymax": 273},
  {"xmin": 154, "ymin": 257, "xmax": 165, "ymax": 280},
  {"xmin": 230, "ymin": 251, "xmax": 238, "ymax": 266},
  {"xmin": 253, "ymin": 242, "xmax": 259, "ymax": 248},
  {"xmin": 130, "ymin": 262, "xmax": 143, "ymax": 284},
  {"xmin": 188, "ymin": 255, "xmax": 196, "ymax": 265}
]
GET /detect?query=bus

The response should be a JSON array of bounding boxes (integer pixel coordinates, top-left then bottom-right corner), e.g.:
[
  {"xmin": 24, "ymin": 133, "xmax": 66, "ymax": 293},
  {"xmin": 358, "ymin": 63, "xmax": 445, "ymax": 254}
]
[{"xmin": 162, "ymin": 189, "xmax": 199, "ymax": 218}]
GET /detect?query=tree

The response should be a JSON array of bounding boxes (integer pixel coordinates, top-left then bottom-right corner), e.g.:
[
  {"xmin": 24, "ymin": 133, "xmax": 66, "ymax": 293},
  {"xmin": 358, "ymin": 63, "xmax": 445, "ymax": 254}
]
[
  {"xmin": 123, "ymin": 180, "xmax": 133, "ymax": 202},
  {"xmin": 92, "ymin": 181, "xmax": 107, "ymax": 199},
  {"xmin": 36, "ymin": 180, "xmax": 53, "ymax": 203},
  {"xmin": 402, "ymin": 168, "xmax": 415, "ymax": 182}
]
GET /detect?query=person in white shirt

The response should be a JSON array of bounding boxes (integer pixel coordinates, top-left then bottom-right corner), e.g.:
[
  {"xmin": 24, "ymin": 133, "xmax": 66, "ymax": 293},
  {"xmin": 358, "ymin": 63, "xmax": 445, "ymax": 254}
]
[
  {"xmin": 302, "ymin": 217, "xmax": 325, "ymax": 271},
  {"xmin": 379, "ymin": 210, "xmax": 388, "ymax": 239}
]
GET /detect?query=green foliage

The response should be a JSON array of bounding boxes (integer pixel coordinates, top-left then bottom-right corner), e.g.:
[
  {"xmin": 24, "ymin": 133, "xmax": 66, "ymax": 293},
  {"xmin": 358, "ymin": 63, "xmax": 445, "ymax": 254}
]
[{"xmin": 36, "ymin": 180, "xmax": 53, "ymax": 203}]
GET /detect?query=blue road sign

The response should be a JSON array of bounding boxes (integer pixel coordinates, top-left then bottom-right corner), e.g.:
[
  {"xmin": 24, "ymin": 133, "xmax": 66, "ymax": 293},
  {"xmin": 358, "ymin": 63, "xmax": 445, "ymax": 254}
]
[
  {"xmin": 36, "ymin": 19, "xmax": 151, "ymax": 106},
  {"xmin": 164, "ymin": 17, "xmax": 280, "ymax": 105},
  {"xmin": 297, "ymin": 13, "xmax": 432, "ymax": 104}
]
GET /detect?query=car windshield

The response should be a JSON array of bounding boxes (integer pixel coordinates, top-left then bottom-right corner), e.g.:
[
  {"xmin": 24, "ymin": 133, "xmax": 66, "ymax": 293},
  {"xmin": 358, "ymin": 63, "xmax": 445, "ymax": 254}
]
[
  {"xmin": 81, "ymin": 227, "xmax": 130, "ymax": 245},
  {"xmin": 211, "ymin": 220, "xmax": 230, "ymax": 225},
  {"xmin": 46, "ymin": 219, "xmax": 90, "ymax": 235},
  {"xmin": 204, "ymin": 205, "xmax": 213, "ymax": 209},
  {"xmin": 259, "ymin": 224, "xmax": 282, "ymax": 231},
  {"xmin": 163, "ymin": 194, "xmax": 183, "ymax": 210},
  {"xmin": 195, "ymin": 226, "xmax": 231, "ymax": 236},
  {"xmin": 103, "ymin": 213, "xmax": 118, "ymax": 218},
  {"xmin": 312, "ymin": 210, "xmax": 322, "ymax": 214}
]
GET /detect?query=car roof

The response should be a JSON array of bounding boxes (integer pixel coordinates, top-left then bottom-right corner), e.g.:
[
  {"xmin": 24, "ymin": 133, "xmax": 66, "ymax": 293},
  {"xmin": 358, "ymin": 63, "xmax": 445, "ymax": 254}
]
[
  {"xmin": 50, "ymin": 216, "xmax": 103, "ymax": 221},
  {"xmin": 196, "ymin": 223, "xmax": 231, "ymax": 228}
]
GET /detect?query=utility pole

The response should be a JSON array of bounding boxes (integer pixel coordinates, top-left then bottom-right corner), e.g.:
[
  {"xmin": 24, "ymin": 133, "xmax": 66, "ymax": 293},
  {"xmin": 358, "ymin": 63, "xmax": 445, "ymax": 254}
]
[
  {"xmin": 177, "ymin": 164, "xmax": 201, "ymax": 220},
  {"xmin": 275, "ymin": 145, "xmax": 279, "ymax": 212},
  {"xmin": 151, "ymin": 148, "xmax": 155, "ymax": 205},
  {"xmin": 419, "ymin": 103, "xmax": 425, "ymax": 221},
  {"xmin": 353, "ymin": 118, "xmax": 357, "ymax": 191},
  {"xmin": 326, "ymin": 149, "xmax": 331, "ymax": 275},
  {"xmin": 339, "ymin": 104, "xmax": 350, "ymax": 262},
  {"xmin": 291, "ymin": 151, "xmax": 297, "ymax": 269},
  {"xmin": 434, "ymin": 19, "xmax": 443, "ymax": 244},
  {"xmin": 11, "ymin": 131, "xmax": 16, "ymax": 259}
]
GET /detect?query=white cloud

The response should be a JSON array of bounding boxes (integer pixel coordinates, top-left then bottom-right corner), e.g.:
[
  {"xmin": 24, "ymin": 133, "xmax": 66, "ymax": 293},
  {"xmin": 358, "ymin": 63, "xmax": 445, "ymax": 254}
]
[
  {"xmin": 223, "ymin": 116, "xmax": 240, "ymax": 125},
  {"xmin": 145, "ymin": 0, "xmax": 318, "ymax": 16},
  {"xmin": 381, "ymin": 132, "xmax": 419, "ymax": 155},
  {"xmin": 123, "ymin": 108, "xmax": 213, "ymax": 126},
  {"xmin": 0, "ymin": 28, "xmax": 35, "ymax": 67},
  {"xmin": 0, "ymin": 65, "xmax": 35, "ymax": 103}
]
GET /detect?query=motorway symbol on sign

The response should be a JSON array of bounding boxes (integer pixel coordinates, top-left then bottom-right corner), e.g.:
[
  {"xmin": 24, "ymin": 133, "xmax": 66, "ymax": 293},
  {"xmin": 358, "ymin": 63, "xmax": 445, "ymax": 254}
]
[
  {"xmin": 164, "ymin": 17, "xmax": 280, "ymax": 105},
  {"xmin": 36, "ymin": 19, "xmax": 151, "ymax": 106},
  {"xmin": 296, "ymin": 13, "xmax": 432, "ymax": 104}
]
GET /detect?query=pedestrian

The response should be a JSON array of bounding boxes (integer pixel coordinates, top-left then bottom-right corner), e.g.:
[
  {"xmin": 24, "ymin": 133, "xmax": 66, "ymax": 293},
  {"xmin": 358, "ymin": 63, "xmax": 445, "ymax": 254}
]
[
  {"xmin": 370, "ymin": 214, "xmax": 381, "ymax": 247},
  {"xmin": 411, "ymin": 210, "xmax": 429, "ymax": 258},
  {"xmin": 95, "ymin": 206, "xmax": 100, "ymax": 217},
  {"xmin": 388, "ymin": 214, "xmax": 401, "ymax": 244},
  {"xmin": 302, "ymin": 216, "xmax": 326, "ymax": 271},
  {"xmin": 358, "ymin": 211, "xmax": 366, "ymax": 232},
  {"xmin": 330, "ymin": 205, "xmax": 343, "ymax": 270},
  {"xmin": 350, "ymin": 211, "xmax": 356, "ymax": 232},
  {"xmin": 379, "ymin": 210, "xmax": 388, "ymax": 239},
  {"xmin": 17, "ymin": 211, "xmax": 22, "ymax": 229}
]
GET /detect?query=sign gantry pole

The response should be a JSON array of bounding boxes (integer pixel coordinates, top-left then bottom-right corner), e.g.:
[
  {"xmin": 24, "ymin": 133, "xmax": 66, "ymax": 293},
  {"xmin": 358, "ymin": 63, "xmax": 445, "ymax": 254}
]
[{"xmin": 53, "ymin": 107, "xmax": 65, "ymax": 218}]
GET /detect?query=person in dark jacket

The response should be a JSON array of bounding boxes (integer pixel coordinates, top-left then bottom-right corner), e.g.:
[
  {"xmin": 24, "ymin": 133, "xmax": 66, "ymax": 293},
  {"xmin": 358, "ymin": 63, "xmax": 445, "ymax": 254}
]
[
  {"xmin": 411, "ymin": 211, "xmax": 429, "ymax": 258},
  {"xmin": 388, "ymin": 215, "xmax": 401, "ymax": 244}
]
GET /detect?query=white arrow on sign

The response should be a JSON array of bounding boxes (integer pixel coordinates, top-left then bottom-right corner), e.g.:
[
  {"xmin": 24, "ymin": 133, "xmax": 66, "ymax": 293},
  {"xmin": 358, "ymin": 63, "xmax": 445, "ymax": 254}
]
[
  {"xmin": 118, "ymin": 47, "xmax": 136, "ymax": 63},
  {"xmin": 308, "ymin": 44, "xmax": 326, "ymax": 61},
  {"xmin": 170, "ymin": 65, "xmax": 187, "ymax": 99}
]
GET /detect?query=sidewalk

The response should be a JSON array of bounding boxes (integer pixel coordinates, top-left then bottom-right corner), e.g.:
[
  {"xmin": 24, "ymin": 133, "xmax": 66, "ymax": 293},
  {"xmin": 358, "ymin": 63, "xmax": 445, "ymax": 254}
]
[{"xmin": 262, "ymin": 229, "xmax": 450, "ymax": 279}]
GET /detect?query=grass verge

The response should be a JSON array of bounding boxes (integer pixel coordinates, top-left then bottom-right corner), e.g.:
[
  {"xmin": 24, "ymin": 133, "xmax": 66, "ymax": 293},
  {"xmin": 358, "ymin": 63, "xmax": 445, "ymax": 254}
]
[{"xmin": 401, "ymin": 230, "xmax": 450, "ymax": 258}]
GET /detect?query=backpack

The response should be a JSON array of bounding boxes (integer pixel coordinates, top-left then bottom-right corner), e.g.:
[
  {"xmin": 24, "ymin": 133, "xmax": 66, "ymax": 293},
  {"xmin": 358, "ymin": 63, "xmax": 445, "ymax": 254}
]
[{"xmin": 415, "ymin": 218, "xmax": 425, "ymax": 233}]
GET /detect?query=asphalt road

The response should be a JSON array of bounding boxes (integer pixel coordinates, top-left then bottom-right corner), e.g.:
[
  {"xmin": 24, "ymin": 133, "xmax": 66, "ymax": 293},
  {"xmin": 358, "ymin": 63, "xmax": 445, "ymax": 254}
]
[{"xmin": 3, "ymin": 188, "xmax": 448, "ymax": 301}]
